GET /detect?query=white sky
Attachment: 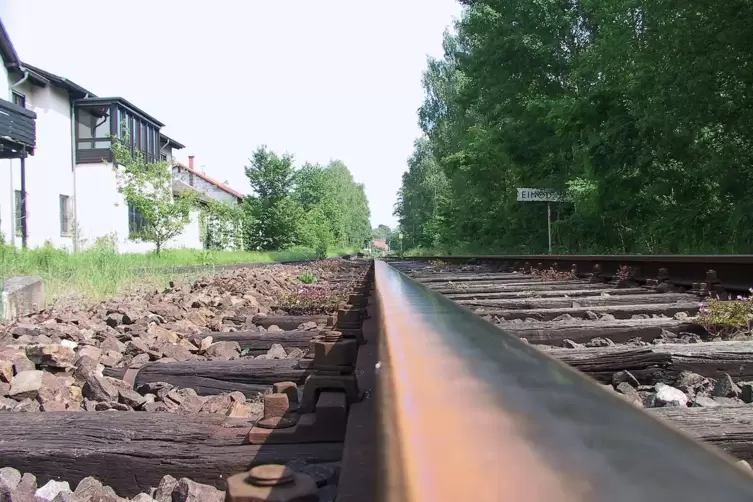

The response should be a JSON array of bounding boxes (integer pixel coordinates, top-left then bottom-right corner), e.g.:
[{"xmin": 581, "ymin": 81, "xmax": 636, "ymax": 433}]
[{"xmin": 0, "ymin": 0, "xmax": 461, "ymax": 228}]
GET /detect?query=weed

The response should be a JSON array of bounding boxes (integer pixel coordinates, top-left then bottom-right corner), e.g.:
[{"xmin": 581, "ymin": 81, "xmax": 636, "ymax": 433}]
[
  {"xmin": 299, "ymin": 271, "xmax": 318, "ymax": 284},
  {"xmin": 277, "ymin": 283, "xmax": 350, "ymax": 315},
  {"xmin": 698, "ymin": 291, "xmax": 753, "ymax": 337},
  {"xmin": 195, "ymin": 250, "xmax": 216, "ymax": 267},
  {"xmin": 616, "ymin": 265, "xmax": 632, "ymax": 282},
  {"xmin": 533, "ymin": 267, "xmax": 575, "ymax": 281},
  {"xmin": 0, "ymin": 240, "xmax": 356, "ymax": 305}
]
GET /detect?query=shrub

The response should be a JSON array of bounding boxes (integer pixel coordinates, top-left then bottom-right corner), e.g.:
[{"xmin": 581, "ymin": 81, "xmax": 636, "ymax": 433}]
[
  {"xmin": 298, "ymin": 271, "xmax": 317, "ymax": 284},
  {"xmin": 532, "ymin": 267, "xmax": 575, "ymax": 281},
  {"xmin": 315, "ymin": 240, "xmax": 328, "ymax": 260},
  {"xmin": 698, "ymin": 292, "xmax": 753, "ymax": 336},
  {"xmin": 277, "ymin": 283, "xmax": 349, "ymax": 315}
]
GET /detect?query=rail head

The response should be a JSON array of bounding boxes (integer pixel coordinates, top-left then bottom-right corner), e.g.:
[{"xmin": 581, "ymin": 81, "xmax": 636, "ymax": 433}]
[{"xmin": 373, "ymin": 260, "xmax": 753, "ymax": 502}]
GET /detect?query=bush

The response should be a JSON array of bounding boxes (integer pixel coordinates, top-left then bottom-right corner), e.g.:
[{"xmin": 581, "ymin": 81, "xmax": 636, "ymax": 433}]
[
  {"xmin": 532, "ymin": 267, "xmax": 575, "ymax": 281},
  {"xmin": 298, "ymin": 271, "xmax": 317, "ymax": 284},
  {"xmin": 698, "ymin": 293, "xmax": 753, "ymax": 337},
  {"xmin": 315, "ymin": 240, "xmax": 328, "ymax": 260}
]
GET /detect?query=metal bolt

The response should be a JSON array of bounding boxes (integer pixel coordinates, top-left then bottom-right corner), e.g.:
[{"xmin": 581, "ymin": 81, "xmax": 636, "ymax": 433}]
[
  {"xmin": 255, "ymin": 393, "xmax": 297, "ymax": 430},
  {"xmin": 323, "ymin": 330, "xmax": 343, "ymax": 342},
  {"xmin": 248, "ymin": 464, "xmax": 295, "ymax": 487},
  {"xmin": 706, "ymin": 270, "xmax": 719, "ymax": 283},
  {"xmin": 225, "ymin": 464, "xmax": 318, "ymax": 501}
]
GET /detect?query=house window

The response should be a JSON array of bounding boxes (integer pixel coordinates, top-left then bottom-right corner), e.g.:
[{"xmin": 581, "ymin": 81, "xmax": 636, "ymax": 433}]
[
  {"xmin": 128, "ymin": 203, "xmax": 147, "ymax": 238},
  {"xmin": 11, "ymin": 92, "xmax": 25, "ymax": 108},
  {"xmin": 59, "ymin": 195, "xmax": 73, "ymax": 236},
  {"xmin": 14, "ymin": 190, "xmax": 23, "ymax": 237},
  {"xmin": 159, "ymin": 153, "xmax": 167, "ymax": 162},
  {"xmin": 75, "ymin": 107, "xmax": 111, "ymax": 163}
]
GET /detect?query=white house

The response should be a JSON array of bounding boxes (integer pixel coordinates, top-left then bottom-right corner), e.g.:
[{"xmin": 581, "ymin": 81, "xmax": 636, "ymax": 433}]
[{"xmin": 0, "ymin": 18, "xmax": 244, "ymax": 253}]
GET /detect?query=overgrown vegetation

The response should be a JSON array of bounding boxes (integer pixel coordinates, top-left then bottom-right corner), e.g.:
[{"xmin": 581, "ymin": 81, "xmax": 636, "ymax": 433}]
[
  {"xmin": 0, "ymin": 233, "xmax": 352, "ymax": 304},
  {"xmin": 200, "ymin": 199, "xmax": 245, "ymax": 251},
  {"xmin": 395, "ymin": 1, "xmax": 753, "ymax": 254},
  {"xmin": 532, "ymin": 268, "xmax": 575, "ymax": 282},
  {"xmin": 298, "ymin": 271, "xmax": 318, "ymax": 284},
  {"xmin": 698, "ymin": 293, "xmax": 753, "ymax": 337},
  {"xmin": 111, "ymin": 139, "xmax": 196, "ymax": 255},
  {"xmin": 277, "ymin": 284, "xmax": 350, "ymax": 315}
]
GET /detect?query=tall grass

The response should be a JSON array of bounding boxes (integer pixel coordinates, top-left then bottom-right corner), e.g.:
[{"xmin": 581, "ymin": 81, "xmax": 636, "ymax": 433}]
[{"xmin": 0, "ymin": 236, "xmax": 354, "ymax": 305}]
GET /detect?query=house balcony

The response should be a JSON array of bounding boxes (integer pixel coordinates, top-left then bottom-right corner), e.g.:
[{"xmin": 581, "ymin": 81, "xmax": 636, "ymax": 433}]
[
  {"xmin": 0, "ymin": 97, "xmax": 35, "ymax": 158},
  {"xmin": 74, "ymin": 97, "xmax": 164, "ymax": 165}
]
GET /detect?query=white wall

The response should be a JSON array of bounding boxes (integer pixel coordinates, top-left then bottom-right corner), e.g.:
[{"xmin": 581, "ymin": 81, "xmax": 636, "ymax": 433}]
[
  {"xmin": 160, "ymin": 145, "xmax": 173, "ymax": 163},
  {"xmin": 0, "ymin": 65, "xmax": 17, "ymax": 245},
  {"xmin": 24, "ymin": 85, "xmax": 75, "ymax": 250},
  {"xmin": 0, "ymin": 64, "xmax": 10, "ymax": 104},
  {"xmin": 75, "ymin": 162, "xmax": 203, "ymax": 253},
  {"xmin": 0, "ymin": 80, "xmax": 75, "ymax": 250},
  {"xmin": 170, "ymin": 208, "xmax": 202, "ymax": 250},
  {"xmin": 172, "ymin": 166, "xmax": 240, "ymax": 205}
]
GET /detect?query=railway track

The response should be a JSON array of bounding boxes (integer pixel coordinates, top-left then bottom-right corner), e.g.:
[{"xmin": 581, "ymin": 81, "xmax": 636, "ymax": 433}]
[{"xmin": 4, "ymin": 256, "xmax": 753, "ymax": 500}]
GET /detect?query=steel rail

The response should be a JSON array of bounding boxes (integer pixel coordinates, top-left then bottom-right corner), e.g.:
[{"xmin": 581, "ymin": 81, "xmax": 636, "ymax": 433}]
[
  {"xmin": 373, "ymin": 259, "xmax": 753, "ymax": 502},
  {"xmin": 389, "ymin": 254, "xmax": 753, "ymax": 291}
]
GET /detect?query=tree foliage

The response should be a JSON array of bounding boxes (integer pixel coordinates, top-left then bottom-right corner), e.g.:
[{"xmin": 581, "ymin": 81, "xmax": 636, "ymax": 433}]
[
  {"xmin": 243, "ymin": 146, "xmax": 371, "ymax": 253},
  {"xmin": 372, "ymin": 224, "xmax": 392, "ymax": 242},
  {"xmin": 396, "ymin": 0, "xmax": 753, "ymax": 254},
  {"xmin": 201, "ymin": 199, "xmax": 244, "ymax": 251},
  {"xmin": 110, "ymin": 140, "xmax": 196, "ymax": 255}
]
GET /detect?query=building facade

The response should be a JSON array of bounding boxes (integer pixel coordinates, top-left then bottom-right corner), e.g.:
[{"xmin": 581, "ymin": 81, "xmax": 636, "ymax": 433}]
[{"xmin": 0, "ymin": 19, "xmax": 243, "ymax": 253}]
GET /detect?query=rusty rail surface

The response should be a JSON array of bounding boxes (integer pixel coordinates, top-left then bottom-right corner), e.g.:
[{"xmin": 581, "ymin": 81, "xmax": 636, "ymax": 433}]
[
  {"xmin": 388, "ymin": 254, "xmax": 753, "ymax": 291},
  {"xmin": 373, "ymin": 259, "xmax": 753, "ymax": 501}
]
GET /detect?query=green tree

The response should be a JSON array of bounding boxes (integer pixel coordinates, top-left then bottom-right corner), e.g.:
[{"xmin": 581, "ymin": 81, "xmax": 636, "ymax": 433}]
[
  {"xmin": 372, "ymin": 224, "xmax": 392, "ymax": 241},
  {"xmin": 201, "ymin": 200, "xmax": 245, "ymax": 251},
  {"xmin": 243, "ymin": 146, "xmax": 302, "ymax": 250},
  {"xmin": 110, "ymin": 139, "xmax": 196, "ymax": 255},
  {"xmin": 394, "ymin": 137, "xmax": 448, "ymax": 250},
  {"xmin": 398, "ymin": 0, "xmax": 753, "ymax": 254},
  {"xmin": 292, "ymin": 160, "xmax": 371, "ymax": 251},
  {"xmin": 242, "ymin": 145, "xmax": 372, "ymax": 253}
]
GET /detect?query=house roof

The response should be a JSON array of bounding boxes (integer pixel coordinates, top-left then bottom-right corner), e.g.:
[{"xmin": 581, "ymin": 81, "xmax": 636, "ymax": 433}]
[
  {"xmin": 372, "ymin": 239, "xmax": 388, "ymax": 251},
  {"xmin": 160, "ymin": 133, "xmax": 185, "ymax": 150},
  {"xmin": 0, "ymin": 18, "xmax": 21, "ymax": 68},
  {"xmin": 21, "ymin": 62, "xmax": 94, "ymax": 99},
  {"xmin": 174, "ymin": 162, "xmax": 245, "ymax": 201},
  {"xmin": 0, "ymin": 21, "xmax": 48, "ymax": 87},
  {"xmin": 75, "ymin": 96, "xmax": 165, "ymax": 127}
]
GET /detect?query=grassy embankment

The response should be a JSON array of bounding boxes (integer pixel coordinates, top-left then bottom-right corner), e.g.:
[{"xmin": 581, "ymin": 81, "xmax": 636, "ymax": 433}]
[{"xmin": 0, "ymin": 241, "xmax": 354, "ymax": 305}]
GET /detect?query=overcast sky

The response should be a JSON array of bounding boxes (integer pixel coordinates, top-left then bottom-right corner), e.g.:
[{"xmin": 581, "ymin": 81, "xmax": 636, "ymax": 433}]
[{"xmin": 0, "ymin": 0, "xmax": 461, "ymax": 228}]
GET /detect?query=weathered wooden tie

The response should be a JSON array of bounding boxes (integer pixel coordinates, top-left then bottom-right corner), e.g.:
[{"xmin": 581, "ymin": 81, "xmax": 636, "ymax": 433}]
[{"xmin": 0, "ymin": 412, "xmax": 342, "ymax": 498}]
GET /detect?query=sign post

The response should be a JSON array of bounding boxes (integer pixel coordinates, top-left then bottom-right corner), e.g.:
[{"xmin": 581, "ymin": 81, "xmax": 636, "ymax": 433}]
[
  {"xmin": 547, "ymin": 202, "xmax": 552, "ymax": 254},
  {"xmin": 516, "ymin": 188, "xmax": 564, "ymax": 254}
]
